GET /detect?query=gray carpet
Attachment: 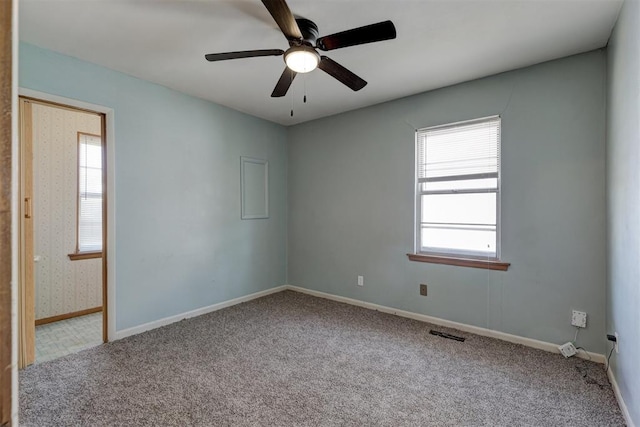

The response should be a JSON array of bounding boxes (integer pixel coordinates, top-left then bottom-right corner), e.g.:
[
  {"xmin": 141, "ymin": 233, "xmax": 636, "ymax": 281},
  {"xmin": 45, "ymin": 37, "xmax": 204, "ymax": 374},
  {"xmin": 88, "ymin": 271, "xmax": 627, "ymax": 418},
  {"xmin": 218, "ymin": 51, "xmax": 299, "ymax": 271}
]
[{"xmin": 20, "ymin": 290, "xmax": 624, "ymax": 426}]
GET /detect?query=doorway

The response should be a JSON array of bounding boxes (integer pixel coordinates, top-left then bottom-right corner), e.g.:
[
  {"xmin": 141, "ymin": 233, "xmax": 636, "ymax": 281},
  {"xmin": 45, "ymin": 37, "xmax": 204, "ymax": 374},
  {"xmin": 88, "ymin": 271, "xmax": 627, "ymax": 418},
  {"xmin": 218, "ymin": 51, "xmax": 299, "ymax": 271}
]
[{"xmin": 18, "ymin": 96, "xmax": 108, "ymax": 367}]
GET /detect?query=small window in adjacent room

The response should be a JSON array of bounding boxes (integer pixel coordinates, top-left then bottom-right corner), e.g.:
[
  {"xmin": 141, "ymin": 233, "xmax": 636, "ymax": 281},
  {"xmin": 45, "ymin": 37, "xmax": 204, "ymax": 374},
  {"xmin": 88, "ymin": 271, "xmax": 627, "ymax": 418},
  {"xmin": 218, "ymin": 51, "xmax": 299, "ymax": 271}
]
[
  {"xmin": 76, "ymin": 132, "xmax": 103, "ymax": 254},
  {"xmin": 414, "ymin": 116, "xmax": 502, "ymax": 261}
]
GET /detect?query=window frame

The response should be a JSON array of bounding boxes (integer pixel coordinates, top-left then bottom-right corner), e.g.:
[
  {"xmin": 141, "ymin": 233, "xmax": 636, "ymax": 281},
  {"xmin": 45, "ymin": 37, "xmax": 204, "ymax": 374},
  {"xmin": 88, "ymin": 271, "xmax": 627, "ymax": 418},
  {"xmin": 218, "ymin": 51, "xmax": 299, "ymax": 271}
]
[
  {"xmin": 71, "ymin": 131, "xmax": 103, "ymax": 258},
  {"xmin": 414, "ymin": 115, "xmax": 503, "ymax": 262}
]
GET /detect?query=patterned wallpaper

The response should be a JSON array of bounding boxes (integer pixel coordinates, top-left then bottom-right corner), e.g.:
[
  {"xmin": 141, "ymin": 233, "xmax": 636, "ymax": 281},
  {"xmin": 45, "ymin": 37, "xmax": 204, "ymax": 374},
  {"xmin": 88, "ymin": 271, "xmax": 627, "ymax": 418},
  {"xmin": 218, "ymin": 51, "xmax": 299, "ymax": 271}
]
[{"xmin": 32, "ymin": 103, "xmax": 102, "ymax": 320}]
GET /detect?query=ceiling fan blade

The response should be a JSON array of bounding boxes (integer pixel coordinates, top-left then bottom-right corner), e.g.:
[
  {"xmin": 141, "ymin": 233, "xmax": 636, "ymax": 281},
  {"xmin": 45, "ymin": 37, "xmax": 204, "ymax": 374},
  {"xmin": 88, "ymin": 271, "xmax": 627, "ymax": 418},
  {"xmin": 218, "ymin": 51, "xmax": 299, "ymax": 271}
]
[
  {"xmin": 261, "ymin": 0, "xmax": 303, "ymax": 41},
  {"xmin": 316, "ymin": 20, "xmax": 396, "ymax": 51},
  {"xmin": 271, "ymin": 67, "xmax": 297, "ymax": 97},
  {"xmin": 205, "ymin": 49, "xmax": 284, "ymax": 62},
  {"xmin": 318, "ymin": 56, "xmax": 367, "ymax": 91}
]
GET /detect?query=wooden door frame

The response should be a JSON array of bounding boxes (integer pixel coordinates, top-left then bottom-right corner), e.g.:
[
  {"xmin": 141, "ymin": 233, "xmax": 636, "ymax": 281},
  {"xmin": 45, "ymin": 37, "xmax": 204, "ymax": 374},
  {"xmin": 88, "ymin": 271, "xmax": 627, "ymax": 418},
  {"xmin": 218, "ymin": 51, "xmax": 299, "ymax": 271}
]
[
  {"xmin": 17, "ymin": 99, "xmax": 34, "ymax": 367},
  {"xmin": 1, "ymin": 0, "xmax": 16, "ymax": 423},
  {"xmin": 17, "ymin": 88, "xmax": 116, "ymax": 353},
  {"xmin": 18, "ymin": 97, "xmax": 107, "ymax": 364}
]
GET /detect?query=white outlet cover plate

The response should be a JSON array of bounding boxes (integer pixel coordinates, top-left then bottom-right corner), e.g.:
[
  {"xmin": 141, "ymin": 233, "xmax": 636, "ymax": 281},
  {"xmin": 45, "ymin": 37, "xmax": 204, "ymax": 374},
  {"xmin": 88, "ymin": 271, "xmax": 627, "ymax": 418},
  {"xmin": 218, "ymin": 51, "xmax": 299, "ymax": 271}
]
[
  {"xmin": 571, "ymin": 310, "xmax": 587, "ymax": 328},
  {"xmin": 559, "ymin": 342, "xmax": 577, "ymax": 358},
  {"xmin": 357, "ymin": 276, "xmax": 364, "ymax": 287}
]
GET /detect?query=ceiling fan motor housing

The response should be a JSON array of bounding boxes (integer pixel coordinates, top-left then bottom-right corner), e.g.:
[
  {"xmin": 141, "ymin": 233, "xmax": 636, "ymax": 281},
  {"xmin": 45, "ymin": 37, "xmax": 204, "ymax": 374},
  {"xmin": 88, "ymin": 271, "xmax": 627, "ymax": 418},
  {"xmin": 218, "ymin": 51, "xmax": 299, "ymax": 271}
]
[
  {"xmin": 283, "ymin": 18, "xmax": 322, "ymax": 73},
  {"xmin": 295, "ymin": 18, "xmax": 319, "ymax": 46}
]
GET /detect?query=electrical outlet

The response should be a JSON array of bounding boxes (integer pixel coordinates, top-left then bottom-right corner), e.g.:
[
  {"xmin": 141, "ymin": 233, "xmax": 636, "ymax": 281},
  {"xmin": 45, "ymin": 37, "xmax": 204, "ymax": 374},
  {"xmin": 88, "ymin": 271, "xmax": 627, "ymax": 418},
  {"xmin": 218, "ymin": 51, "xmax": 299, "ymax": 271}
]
[
  {"xmin": 571, "ymin": 310, "xmax": 587, "ymax": 328},
  {"xmin": 614, "ymin": 332, "xmax": 619, "ymax": 353},
  {"xmin": 419, "ymin": 284, "xmax": 427, "ymax": 296},
  {"xmin": 357, "ymin": 275, "xmax": 364, "ymax": 287}
]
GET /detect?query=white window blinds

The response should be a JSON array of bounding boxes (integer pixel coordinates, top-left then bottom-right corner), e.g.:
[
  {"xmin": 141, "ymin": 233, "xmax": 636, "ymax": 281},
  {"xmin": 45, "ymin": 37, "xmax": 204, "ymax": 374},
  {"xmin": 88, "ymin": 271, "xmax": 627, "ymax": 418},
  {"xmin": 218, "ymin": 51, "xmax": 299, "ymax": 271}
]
[
  {"xmin": 417, "ymin": 117, "xmax": 500, "ymax": 181},
  {"xmin": 78, "ymin": 133, "xmax": 102, "ymax": 252},
  {"xmin": 416, "ymin": 116, "xmax": 501, "ymax": 258}
]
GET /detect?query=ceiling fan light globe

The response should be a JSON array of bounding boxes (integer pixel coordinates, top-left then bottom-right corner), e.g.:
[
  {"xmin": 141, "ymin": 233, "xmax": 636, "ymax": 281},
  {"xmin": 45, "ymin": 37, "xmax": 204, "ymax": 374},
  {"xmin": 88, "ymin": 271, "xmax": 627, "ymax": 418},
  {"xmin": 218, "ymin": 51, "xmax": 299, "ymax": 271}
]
[{"xmin": 284, "ymin": 48, "xmax": 320, "ymax": 73}]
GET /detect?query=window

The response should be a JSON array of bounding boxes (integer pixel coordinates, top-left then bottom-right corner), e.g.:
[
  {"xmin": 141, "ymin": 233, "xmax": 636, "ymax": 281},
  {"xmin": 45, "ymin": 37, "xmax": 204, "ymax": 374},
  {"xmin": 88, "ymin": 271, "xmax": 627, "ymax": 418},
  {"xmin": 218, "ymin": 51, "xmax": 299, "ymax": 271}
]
[
  {"xmin": 76, "ymin": 132, "xmax": 102, "ymax": 254},
  {"xmin": 415, "ymin": 116, "xmax": 501, "ymax": 260}
]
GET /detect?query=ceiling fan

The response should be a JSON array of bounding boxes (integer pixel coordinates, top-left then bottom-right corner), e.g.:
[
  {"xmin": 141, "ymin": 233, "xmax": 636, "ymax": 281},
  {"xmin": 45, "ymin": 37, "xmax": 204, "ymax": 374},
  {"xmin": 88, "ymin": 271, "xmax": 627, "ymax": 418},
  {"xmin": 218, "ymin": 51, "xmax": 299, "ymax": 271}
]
[{"xmin": 204, "ymin": 0, "xmax": 397, "ymax": 97}]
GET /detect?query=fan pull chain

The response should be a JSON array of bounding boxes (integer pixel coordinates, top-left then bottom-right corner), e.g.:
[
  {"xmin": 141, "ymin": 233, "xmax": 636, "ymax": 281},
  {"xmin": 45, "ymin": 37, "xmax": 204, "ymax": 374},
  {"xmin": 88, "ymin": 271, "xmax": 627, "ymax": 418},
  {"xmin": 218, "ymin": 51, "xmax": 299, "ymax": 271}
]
[
  {"xmin": 290, "ymin": 71, "xmax": 294, "ymax": 117},
  {"xmin": 303, "ymin": 73, "xmax": 307, "ymax": 104}
]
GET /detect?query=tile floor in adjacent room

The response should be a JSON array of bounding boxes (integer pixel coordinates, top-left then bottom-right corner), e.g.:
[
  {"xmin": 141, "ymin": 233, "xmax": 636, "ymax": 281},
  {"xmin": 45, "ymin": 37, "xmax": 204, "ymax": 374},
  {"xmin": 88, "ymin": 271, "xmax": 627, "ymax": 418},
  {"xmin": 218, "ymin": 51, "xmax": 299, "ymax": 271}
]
[{"xmin": 35, "ymin": 312, "xmax": 103, "ymax": 364}]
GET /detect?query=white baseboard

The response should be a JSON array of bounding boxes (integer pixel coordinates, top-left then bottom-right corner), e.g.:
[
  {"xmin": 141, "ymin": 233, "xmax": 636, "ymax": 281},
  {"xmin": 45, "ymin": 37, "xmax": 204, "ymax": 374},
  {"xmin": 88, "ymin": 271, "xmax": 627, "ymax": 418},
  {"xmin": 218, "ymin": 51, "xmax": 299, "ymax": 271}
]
[
  {"xmin": 608, "ymin": 368, "xmax": 636, "ymax": 427},
  {"xmin": 284, "ymin": 285, "xmax": 606, "ymax": 364},
  {"xmin": 114, "ymin": 285, "xmax": 287, "ymax": 340},
  {"xmin": 112, "ymin": 284, "xmax": 627, "ymax": 421},
  {"xmin": 113, "ymin": 283, "xmax": 606, "ymax": 365}
]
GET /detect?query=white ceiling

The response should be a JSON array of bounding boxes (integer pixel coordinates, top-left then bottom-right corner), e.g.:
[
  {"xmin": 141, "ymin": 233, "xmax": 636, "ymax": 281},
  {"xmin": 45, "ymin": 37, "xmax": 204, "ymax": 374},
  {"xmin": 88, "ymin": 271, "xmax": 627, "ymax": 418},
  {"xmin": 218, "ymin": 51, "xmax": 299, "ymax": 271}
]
[{"xmin": 20, "ymin": 0, "xmax": 622, "ymax": 126}]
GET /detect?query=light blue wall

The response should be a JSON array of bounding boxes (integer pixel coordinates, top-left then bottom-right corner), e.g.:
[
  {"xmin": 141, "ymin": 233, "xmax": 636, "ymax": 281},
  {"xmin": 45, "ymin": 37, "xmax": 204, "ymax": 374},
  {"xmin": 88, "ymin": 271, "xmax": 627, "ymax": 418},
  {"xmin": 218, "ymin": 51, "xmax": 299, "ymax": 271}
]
[
  {"xmin": 19, "ymin": 41, "xmax": 614, "ymax": 364},
  {"xmin": 19, "ymin": 43, "xmax": 288, "ymax": 331},
  {"xmin": 288, "ymin": 51, "xmax": 608, "ymax": 353},
  {"xmin": 606, "ymin": 0, "xmax": 640, "ymax": 423}
]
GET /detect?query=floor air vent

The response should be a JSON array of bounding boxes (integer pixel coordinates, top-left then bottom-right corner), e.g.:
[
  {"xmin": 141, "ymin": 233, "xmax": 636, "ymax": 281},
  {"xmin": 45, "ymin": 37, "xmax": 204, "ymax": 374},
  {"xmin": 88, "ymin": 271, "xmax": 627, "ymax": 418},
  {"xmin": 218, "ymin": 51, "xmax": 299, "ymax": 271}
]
[{"xmin": 429, "ymin": 330, "xmax": 466, "ymax": 342}]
